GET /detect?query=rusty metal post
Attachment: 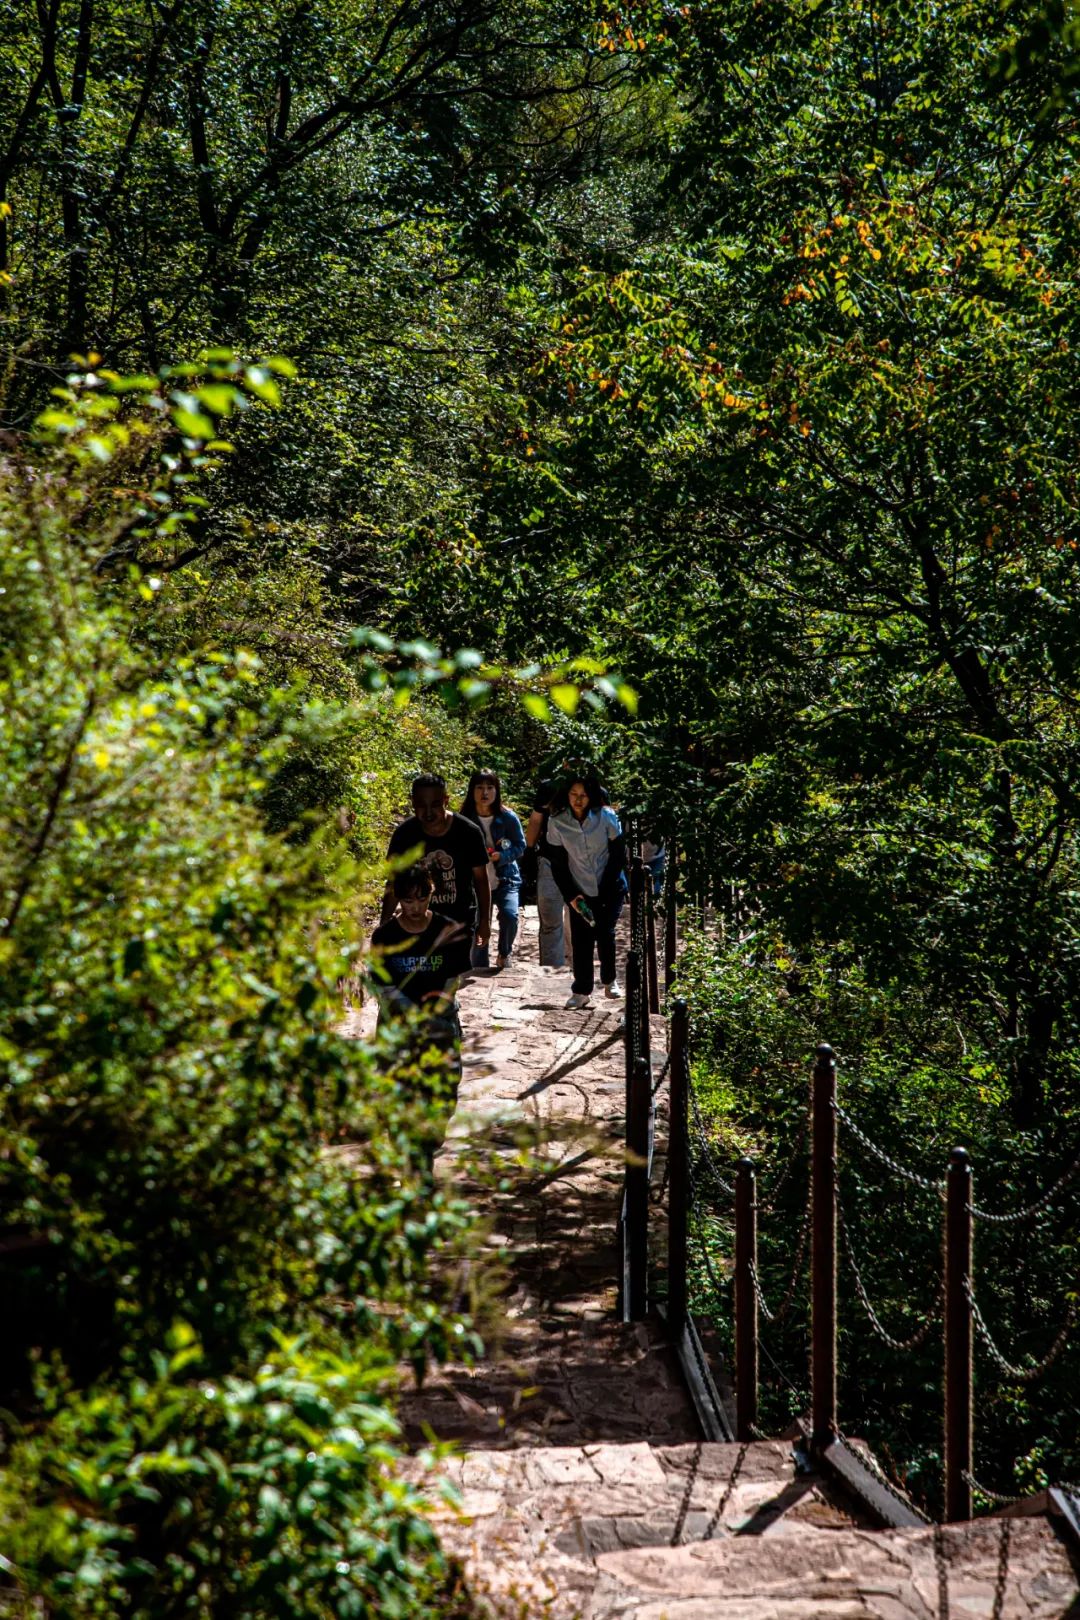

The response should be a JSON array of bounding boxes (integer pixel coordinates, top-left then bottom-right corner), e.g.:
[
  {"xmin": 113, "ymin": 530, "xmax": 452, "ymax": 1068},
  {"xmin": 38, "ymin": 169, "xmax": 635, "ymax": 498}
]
[
  {"xmin": 664, "ymin": 840, "xmax": 678, "ymax": 994},
  {"xmin": 735, "ymin": 1156, "xmax": 759, "ymax": 1441},
  {"xmin": 625, "ymin": 949, "xmax": 641, "ymax": 1128},
  {"xmin": 626, "ymin": 1055, "xmax": 650, "ymax": 1320},
  {"xmin": 811, "ymin": 1042, "xmax": 838, "ymax": 1450},
  {"xmin": 629, "ymin": 859, "xmax": 650, "ymax": 1067},
  {"xmin": 668, "ymin": 999, "xmax": 690, "ymax": 1331},
  {"xmin": 944, "ymin": 1147, "xmax": 974, "ymax": 1523}
]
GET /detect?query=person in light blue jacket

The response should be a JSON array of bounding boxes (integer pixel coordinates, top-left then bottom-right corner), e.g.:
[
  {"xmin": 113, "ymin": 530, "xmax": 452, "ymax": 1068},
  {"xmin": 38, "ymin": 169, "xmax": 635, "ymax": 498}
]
[{"xmin": 460, "ymin": 769, "xmax": 526, "ymax": 970}]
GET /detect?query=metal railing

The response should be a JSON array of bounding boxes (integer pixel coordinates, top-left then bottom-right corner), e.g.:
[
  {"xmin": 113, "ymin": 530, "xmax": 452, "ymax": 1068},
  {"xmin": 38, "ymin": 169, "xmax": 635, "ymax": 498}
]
[{"xmin": 617, "ymin": 846, "xmax": 1080, "ymax": 1534}]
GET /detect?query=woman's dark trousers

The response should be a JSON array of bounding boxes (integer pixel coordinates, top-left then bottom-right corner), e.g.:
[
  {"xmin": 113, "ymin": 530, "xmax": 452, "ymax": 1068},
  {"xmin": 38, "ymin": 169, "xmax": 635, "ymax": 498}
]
[{"xmin": 568, "ymin": 892, "xmax": 625, "ymax": 995}]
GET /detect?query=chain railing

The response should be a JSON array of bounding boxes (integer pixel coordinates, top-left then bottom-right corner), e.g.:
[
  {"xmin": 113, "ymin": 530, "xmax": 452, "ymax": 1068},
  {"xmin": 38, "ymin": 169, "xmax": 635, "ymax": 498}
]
[
  {"xmin": 837, "ymin": 1193, "xmax": 942, "ymax": 1353},
  {"xmin": 620, "ymin": 844, "xmax": 1079, "ymax": 1533},
  {"xmin": 967, "ymin": 1146, "xmax": 1080, "ymax": 1224},
  {"xmin": 965, "ymin": 1282, "xmax": 1076, "ymax": 1384}
]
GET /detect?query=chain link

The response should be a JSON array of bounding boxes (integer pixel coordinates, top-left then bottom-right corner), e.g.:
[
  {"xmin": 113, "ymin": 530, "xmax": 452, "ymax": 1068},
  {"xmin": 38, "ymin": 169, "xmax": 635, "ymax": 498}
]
[
  {"xmin": 670, "ymin": 1440, "xmax": 702, "ymax": 1547},
  {"xmin": 651, "ymin": 1052, "xmax": 671, "ymax": 1099},
  {"xmin": 748, "ymin": 1257, "xmax": 775, "ymax": 1323},
  {"xmin": 690, "ymin": 1197, "xmax": 733, "ymax": 1307},
  {"xmin": 934, "ymin": 1522, "xmax": 949, "ymax": 1620},
  {"xmin": 966, "ymin": 1280, "xmax": 1076, "ymax": 1384},
  {"xmin": 837, "ymin": 1194, "xmax": 942, "ymax": 1353},
  {"xmin": 968, "ymin": 1147, "xmax": 1080, "ymax": 1225},
  {"xmin": 701, "ymin": 1439, "xmax": 751, "ymax": 1541},
  {"xmin": 964, "ymin": 1468, "xmax": 1080, "ymax": 1505},
  {"xmin": 748, "ymin": 1196, "xmax": 810, "ymax": 1329},
  {"xmin": 991, "ymin": 1517, "xmax": 1011, "ymax": 1620},
  {"xmin": 834, "ymin": 1102, "xmax": 944, "ymax": 1193},
  {"xmin": 688, "ymin": 1074, "xmax": 736, "ymax": 1199},
  {"xmin": 961, "ymin": 1470, "xmax": 1023, "ymax": 1507},
  {"xmin": 669, "ymin": 1435, "xmax": 752, "ymax": 1548}
]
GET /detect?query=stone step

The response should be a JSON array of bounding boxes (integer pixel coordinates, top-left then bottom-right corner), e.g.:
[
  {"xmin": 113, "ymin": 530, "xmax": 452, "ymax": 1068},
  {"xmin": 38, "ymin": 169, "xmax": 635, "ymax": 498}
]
[
  {"xmin": 407, "ymin": 1439, "xmax": 868, "ymax": 1616},
  {"xmin": 397, "ymin": 1321, "xmax": 699, "ymax": 1450},
  {"xmin": 589, "ymin": 1514, "xmax": 1076, "ymax": 1618},
  {"xmin": 407, "ymin": 1440, "xmax": 1078, "ymax": 1618}
]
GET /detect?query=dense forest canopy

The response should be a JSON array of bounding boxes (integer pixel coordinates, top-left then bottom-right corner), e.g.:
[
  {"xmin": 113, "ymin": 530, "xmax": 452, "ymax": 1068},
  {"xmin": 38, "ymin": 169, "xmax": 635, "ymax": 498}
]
[{"xmin": 2, "ymin": 0, "xmax": 1080, "ymax": 1605}]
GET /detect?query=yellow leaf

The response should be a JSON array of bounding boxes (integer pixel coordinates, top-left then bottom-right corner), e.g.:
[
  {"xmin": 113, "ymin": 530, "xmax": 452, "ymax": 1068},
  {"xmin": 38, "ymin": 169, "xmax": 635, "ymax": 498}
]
[
  {"xmin": 550, "ymin": 683, "xmax": 580, "ymax": 715},
  {"xmin": 522, "ymin": 692, "xmax": 552, "ymax": 722},
  {"xmin": 93, "ymin": 749, "xmax": 110, "ymax": 769}
]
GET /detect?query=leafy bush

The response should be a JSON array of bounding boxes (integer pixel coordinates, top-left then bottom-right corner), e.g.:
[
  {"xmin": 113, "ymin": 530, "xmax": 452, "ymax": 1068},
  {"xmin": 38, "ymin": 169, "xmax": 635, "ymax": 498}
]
[
  {"xmin": 144, "ymin": 558, "xmax": 476, "ymax": 868},
  {"xmin": 0, "ymin": 362, "xmax": 478, "ymax": 1615},
  {"xmin": 1, "ymin": 1328, "xmax": 464, "ymax": 1620}
]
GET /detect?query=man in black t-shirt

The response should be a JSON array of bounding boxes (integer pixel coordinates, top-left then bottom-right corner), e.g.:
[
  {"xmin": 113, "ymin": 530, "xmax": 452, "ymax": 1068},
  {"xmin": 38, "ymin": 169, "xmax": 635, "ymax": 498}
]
[{"xmin": 380, "ymin": 773, "xmax": 491, "ymax": 953}]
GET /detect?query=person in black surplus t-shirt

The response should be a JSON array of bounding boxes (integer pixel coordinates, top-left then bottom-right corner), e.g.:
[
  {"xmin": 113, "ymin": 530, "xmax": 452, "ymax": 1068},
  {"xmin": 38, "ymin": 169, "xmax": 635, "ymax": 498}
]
[
  {"xmin": 371, "ymin": 863, "xmax": 472, "ymax": 1167},
  {"xmin": 380, "ymin": 772, "xmax": 491, "ymax": 954},
  {"xmin": 371, "ymin": 865, "xmax": 471, "ymax": 1018}
]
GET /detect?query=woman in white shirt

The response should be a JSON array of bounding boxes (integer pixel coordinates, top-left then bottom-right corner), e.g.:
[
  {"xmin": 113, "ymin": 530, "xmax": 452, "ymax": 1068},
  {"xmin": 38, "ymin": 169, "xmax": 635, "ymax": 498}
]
[{"xmin": 546, "ymin": 776, "xmax": 628, "ymax": 1009}]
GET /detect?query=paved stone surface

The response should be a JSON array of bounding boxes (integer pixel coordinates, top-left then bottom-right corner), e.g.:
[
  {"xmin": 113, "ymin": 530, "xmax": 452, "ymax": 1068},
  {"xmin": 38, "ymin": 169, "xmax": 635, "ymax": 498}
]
[
  {"xmin": 361, "ymin": 908, "xmax": 1078, "ymax": 1617},
  {"xmin": 394, "ymin": 909, "xmax": 696, "ymax": 1452},
  {"xmin": 407, "ymin": 1436, "xmax": 1077, "ymax": 1617}
]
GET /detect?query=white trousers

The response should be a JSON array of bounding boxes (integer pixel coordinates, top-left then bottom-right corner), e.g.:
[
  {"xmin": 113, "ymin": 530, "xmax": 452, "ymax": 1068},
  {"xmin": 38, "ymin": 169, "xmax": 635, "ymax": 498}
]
[{"xmin": 537, "ymin": 857, "xmax": 568, "ymax": 968}]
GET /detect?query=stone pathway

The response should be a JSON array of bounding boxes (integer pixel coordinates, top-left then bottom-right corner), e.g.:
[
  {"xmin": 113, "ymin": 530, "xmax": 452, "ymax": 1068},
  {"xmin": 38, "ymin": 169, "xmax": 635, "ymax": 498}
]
[
  {"xmin": 387, "ymin": 910, "xmax": 1080, "ymax": 1618},
  {"xmin": 396, "ymin": 909, "xmax": 696, "ymax": 1451}
]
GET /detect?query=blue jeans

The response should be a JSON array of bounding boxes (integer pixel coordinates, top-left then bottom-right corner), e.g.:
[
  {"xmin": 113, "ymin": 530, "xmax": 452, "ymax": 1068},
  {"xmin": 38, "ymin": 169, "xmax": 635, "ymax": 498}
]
[{"xmin": 471, "ymin": 882, "xmax": 520, "ymax": 967}]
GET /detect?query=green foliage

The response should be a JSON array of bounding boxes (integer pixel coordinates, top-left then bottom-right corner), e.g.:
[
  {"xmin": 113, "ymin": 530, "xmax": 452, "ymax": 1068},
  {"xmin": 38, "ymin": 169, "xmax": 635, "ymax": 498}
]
[
  {"xmin": 1, "ymin": 1329, "xmax": 461, "ymax": 1620},
  {"xmin": 0, "ymin": 372, "xmax": 477, "ymax": 1613},
  {"xmin": 5, "ymin": 0, "xmax": 1080, "ymax": 1537},
  {"xmin": 676, "ymin": 925, "xmax": 1080, "ymax": 1511}
]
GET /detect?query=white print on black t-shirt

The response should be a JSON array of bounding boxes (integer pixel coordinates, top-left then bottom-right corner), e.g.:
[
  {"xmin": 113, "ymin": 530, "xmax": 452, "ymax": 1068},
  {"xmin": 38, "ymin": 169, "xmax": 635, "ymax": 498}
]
[{"xmin": 422, "ymin": 848, "xmax": 457, "ymax": 908}]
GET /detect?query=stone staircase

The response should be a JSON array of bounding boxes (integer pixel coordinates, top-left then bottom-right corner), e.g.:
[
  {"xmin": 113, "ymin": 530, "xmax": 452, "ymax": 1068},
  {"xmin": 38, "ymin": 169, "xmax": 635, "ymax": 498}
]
[
  {"xmin": 408, "ymin": 1435, "xmax": 1077, "ymax": 1617},
  {"xmin": 385, "ymin": 914, "xmax": 1079, "ymax": 1618}
]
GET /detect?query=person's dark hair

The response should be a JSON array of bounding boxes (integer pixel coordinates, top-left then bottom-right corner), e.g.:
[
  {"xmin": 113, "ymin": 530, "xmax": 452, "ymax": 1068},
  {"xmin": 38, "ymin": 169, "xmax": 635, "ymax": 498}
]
[
  {"xmin": 551, "ymin": 774, "xmax": 606, "ymax": 815},
  {"xmin": 411, "ymin": 772, "xmax": 447, "ymax": 799},
  {"xmin": 393, "ymin": 862, "xmax": 434, "ymax": 899},
  {"xmin": 460, "ymin": 767, "xmax": 503, "ymax": 822}
]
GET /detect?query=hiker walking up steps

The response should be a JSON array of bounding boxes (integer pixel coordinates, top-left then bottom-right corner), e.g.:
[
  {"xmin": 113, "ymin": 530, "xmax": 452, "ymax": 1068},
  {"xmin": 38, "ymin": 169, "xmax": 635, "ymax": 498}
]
[
  {"xmin": 459, "ymin": 768, "xmax": 525, "ymax": 971},
  {"xmin": 381, "ymin": 773, "xmax": 492, "ymax": 963},
  {"xmin": 546, "ymin": 775, "xmax": 628, "ymax": 1011},
  {"xmin": 370, "ymin": 862, "xmax": 470, "ymax": 1169}
]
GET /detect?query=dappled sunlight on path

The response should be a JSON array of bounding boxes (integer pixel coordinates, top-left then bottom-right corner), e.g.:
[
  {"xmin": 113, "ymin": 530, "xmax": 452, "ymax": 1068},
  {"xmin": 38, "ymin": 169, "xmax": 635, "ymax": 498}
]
[{"xmin": 357, "ymin": 912, "xmax": 1079, "ymax": 1618}]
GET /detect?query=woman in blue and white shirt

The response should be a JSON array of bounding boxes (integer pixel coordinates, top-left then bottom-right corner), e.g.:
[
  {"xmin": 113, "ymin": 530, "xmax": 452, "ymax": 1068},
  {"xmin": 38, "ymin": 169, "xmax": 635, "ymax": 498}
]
[{"xmin": 546, "ymin": 776, "xmax": 628, "ymax": 1009}]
